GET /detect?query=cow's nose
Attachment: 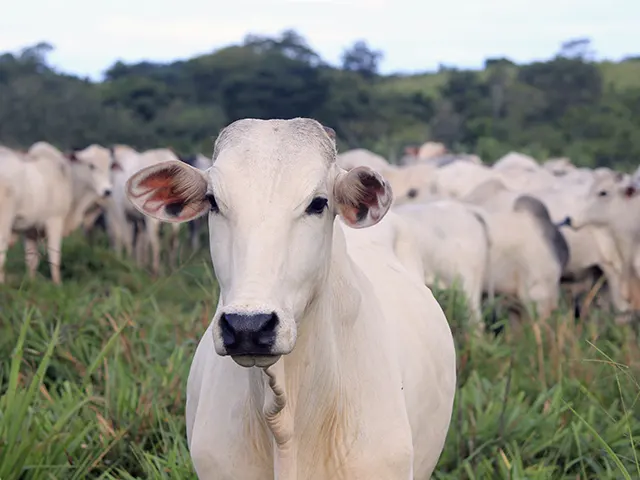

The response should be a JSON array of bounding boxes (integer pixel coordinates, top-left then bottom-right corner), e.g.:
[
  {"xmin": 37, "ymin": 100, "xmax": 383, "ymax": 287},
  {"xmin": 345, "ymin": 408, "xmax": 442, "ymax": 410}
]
[
  {"xmin": 220, "ymin": 312, "xmax": 279, "ymax": 355},
  {"xmin": 103, "ymin": 189, "xmax": 112, "ymax": 198},
  {"xmin": 557, "ymin": 216, "xmax": 572, "ymax": 228}
]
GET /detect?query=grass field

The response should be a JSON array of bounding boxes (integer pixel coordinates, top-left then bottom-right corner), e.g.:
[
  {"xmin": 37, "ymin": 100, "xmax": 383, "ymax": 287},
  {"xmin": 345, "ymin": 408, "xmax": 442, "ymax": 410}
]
[{"xmin": 1, "ymin": 231, "xmax": 639, "ymax": 479}]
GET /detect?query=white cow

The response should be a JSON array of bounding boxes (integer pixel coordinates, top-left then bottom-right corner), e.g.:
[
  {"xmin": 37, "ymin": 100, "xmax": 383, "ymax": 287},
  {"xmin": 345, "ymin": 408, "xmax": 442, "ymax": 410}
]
[
  {"xmin": 566, "ymin": 172, "xmax": 640, "ymax": 314},
  {"xmin": 543, "ymin": 157, "xmax": 576, "ymax": 176},
  {"xmin": 526, "ymin": 182, "xmax": 630, "ymax": 316},
  {"xmin": 0, "ymin": 142, "xmax": 113, "ymax": 283},
  {"xmin": 336, "ymin": 148, "xmax": 393, "ymax": 173},
  {"xmin": 434, "ymin": 161, "xmax": 497, "ymax": 198},
  {"xmin": 125, "ymin": 118, "xmax": 456, "ymax": 479},
  {"xmin": 382, "ymin": 163, "xmax": 438, "ymax": 205},
  {"xmin": 105, "ymin": 146, "xmax": 184, "ymax": 273},
  {"xmin": 462, "ymin": 179, "xmax": 569, "ymax": 320},
  {"xmin": 492, "ymin": 152, "xmax": 540, "ymax": 172},
  {"xmin": 393, "ymin": 201, "xmax": 491, "ymax": 326}
]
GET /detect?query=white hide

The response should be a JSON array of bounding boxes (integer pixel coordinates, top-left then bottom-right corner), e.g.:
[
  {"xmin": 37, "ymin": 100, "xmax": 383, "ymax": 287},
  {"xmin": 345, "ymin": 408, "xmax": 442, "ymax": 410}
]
[
  {"xmin": 567, "ymin": 172, "xmax": 640, "ymax": 311},
  {"xmin": 526, "ymin": 182, "xmax": 630, "ymax": 314},
  {"xmin": 417, "ymin": 141, "xmax": 447, "ymax": 160},
  {"xmin": 393, "ymin": 200, "xmax": 490, "ymax": 325},
  {"xmin": 124, "ymin": 118, "xmax": 456, "ymax": 479},
  {"xmin": 382, "ymin": 163, "xmax": 438, "ymax": 205},
  {"xmin": 336, "ymin": 148, "xmax": 393, "ymax": 174},
  {"xmin": 462, "ymin": 179, "xmax": 565, "ymax": 319},
  {"xmin": 105, "ymin": 146, "xmax": 183, "ymax": 273},
  {"xmin": 0, "ymin": 142, "xmax": 113, "ymax": 283},
  {"xmin": 492, "ymin": 152, "xmax": 540, "ymax": 172},
  {"xmin": 433, "ymin": 161, "xmax": 497, "ymax": 199},
  {"xmin": 543, "ymin": 157, "xmax": 576, "ymax": 176}
]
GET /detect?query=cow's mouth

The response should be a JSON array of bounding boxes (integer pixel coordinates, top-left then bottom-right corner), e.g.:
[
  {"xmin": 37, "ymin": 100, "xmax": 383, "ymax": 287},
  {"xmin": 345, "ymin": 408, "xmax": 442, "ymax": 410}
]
[{"xmin": 231, "ymin": 354, "xmax": 281, "ymax": 368}]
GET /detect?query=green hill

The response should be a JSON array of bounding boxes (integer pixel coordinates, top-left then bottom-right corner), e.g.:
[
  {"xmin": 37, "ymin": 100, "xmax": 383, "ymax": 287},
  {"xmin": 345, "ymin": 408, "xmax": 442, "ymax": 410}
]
[{"xmin": 377, "ymin": 58, "xmax": 640, "ymax": 98}]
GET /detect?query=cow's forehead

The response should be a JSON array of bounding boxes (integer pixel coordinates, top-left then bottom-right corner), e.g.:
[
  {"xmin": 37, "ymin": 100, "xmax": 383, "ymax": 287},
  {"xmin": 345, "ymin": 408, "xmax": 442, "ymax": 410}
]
[
  {"xmin": 79, "ymin": 145, "xmax": 112, "ymax": 169},
  {"xmin": 209, "ymin": 118, "xmax": 336, "ymax": 198},
  {"xmin": 209, "ymin": 148, "xmax": 331, "ymax": 208}
]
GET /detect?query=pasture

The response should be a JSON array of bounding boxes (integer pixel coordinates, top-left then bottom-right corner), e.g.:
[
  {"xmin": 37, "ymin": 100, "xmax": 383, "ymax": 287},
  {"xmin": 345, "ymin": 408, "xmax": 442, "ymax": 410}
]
[{"xmin": 1, "ymin": 229, "xmax": 639, "ymax": 480}]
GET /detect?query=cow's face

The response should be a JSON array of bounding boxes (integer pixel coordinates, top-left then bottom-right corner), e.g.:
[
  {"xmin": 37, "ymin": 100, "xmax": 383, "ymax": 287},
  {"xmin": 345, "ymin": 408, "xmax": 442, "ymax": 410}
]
[
  {"xmin": 569, "ymin": 172, "xmax": 636, "ymax": 229},
  {"xmin": 124, "ymin": 118, "xmax": 392, "ymax": 368},
  {"xmin": 68, "ymin": 145, "xmax": 119, "ymax": 198}
]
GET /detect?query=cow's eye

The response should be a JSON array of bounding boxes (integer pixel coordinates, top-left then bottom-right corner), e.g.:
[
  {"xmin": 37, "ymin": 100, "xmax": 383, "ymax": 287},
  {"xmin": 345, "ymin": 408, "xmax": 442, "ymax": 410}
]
[
  {"xmin": 597, "ymin": 190, "xmax": 608, "ymax": 197},
  {"xmin": 206, "ymin": 193, "xmax": 219, "ymax": 213},
  {"xmin": 305, "ymin": 197, "xmax": 328, "ymax": 215}
]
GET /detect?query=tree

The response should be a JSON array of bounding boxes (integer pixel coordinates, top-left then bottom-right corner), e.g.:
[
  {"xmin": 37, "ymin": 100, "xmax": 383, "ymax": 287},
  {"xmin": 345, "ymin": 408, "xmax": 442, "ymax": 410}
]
[
  {"xmin": 558, "ymin": 37, "xmax": 595, "ymax": 61},
  {"xmin": 341, "ymin": 40, "xmax": 383, "ymax": 79}
]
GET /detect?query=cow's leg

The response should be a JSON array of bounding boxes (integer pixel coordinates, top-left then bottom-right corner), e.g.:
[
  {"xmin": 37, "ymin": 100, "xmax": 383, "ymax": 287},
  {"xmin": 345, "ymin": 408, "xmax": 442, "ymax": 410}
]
[
  {"xmin": 169, "ymin": 223, "xmax": 181, "ymax": 269},
  {"xmin": 134, "ymin": 220, "xmax": 148, "ymax": 267},
  {"xmin": 189, "ymin": 220, "xmax": 201, "ymax": 252},
  {"xmin": 44, "ymin": 217, "xmax": 64, "ymax": 285},
  {"xmin": 146, "ymin": 218, "xmax": 161, "ymax": 275},
  {"xmin": 0, "ymin": 198, "xmax": 16, "ymax": 284},
  {"xmin": 24, "ymin": 231, "xmax": 40, "ymax": 281},
  {"xmin": 0, "ymin": 234, "xmax": 8, "ymax": 284}
]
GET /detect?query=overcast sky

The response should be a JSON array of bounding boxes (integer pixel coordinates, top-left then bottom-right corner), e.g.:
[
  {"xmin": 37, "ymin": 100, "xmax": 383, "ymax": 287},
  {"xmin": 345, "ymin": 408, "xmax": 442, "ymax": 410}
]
[{"xmin": 2, "ymin": 0, "xmax": 638, "ymax": 80}]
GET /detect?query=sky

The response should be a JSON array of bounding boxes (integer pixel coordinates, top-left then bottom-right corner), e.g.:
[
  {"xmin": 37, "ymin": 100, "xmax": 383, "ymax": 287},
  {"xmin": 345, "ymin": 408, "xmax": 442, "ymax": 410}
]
[{"xmin": 1, "ymin": 0, "xmax": 639, "ymax": 80}]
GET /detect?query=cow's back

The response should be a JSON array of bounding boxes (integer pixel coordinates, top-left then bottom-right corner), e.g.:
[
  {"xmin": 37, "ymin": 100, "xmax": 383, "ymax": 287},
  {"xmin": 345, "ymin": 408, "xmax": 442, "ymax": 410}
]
[
  {"xmin": 0, "ymin": 149, "xmax": 72, "ymax": 227},
  {"xmin": 339, "ymin": 216, "xmax": 456, "ymax": 477}
]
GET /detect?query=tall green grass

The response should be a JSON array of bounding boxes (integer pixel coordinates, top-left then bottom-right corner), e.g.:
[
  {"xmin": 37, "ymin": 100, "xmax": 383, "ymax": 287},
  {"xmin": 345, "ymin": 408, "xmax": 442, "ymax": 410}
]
[{"xmin": 0, "ymin": 233, "xmax": 638, "ymax": 479}]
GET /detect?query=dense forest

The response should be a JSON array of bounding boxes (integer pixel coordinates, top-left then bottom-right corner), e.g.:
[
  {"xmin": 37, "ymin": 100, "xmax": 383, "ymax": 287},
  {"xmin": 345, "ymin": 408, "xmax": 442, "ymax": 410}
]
[{"xmin": 1, "ymin": 31, "xmax": 639, "ymax": 169}]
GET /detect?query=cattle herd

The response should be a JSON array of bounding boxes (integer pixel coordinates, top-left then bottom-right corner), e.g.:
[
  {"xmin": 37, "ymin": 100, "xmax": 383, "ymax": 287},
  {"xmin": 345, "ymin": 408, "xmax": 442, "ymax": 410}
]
[
  {"xmin": 1, "ymin": 117, "xmax": 638, "ymax": 478},
  {"xmin": 0, "ymin": 141, "xmax": 212, "ymax": 283},
  {"xmin": 339, "ymin": 144, "xmax": 640, "ymax": 327}
]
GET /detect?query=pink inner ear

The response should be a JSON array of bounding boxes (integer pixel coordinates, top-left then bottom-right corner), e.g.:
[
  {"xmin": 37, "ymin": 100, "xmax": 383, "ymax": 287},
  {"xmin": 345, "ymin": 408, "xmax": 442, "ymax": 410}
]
[
  {"xmin": 357, "ymin": 171, "xmax": 385, "ymax": 207},
  {"xmin": 132, "ymin": 170, "xmax": 187, "ymax": 215}
]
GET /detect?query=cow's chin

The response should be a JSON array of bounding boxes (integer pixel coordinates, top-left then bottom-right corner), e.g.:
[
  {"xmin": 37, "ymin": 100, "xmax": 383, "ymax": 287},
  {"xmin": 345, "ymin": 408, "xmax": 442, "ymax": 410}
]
[{"xmin": 231, "ymin": 355, "xmax": 281, "ymax": 368}]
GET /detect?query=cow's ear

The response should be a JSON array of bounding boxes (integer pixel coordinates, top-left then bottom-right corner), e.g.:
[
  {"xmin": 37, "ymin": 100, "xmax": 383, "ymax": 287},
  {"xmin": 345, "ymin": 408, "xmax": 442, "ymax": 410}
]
[
  {"xmin": 623, "ymin": 184, "xmax": 638, "ymax": 198},
  {"xmin": 334, "ymin": 166, "xmax": 393, "ymax": 228},
  {"xmin": 126, "ymin": 160, "xmax": 209, "ymax": 223},
  {"xmin": 322, "ymin": 125, "xmax": 336, "ymax": 141}
]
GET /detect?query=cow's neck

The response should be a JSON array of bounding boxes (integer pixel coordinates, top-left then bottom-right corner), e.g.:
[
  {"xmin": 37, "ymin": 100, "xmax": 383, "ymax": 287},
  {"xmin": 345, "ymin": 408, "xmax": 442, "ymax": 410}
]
[
  {"xmin": 246, "ymin": 224, "xmax": 364, "ymax": 479},
  {"xmin": 63, "ymin": 168, "xmax": 97, "ymax": 236}
]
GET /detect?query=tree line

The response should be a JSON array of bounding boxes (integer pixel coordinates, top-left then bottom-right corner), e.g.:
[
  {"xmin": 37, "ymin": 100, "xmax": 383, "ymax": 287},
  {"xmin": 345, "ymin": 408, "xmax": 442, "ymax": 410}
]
[{"xmin": 1, "ymin": 32, "xmax": 639, "ymax": 169}]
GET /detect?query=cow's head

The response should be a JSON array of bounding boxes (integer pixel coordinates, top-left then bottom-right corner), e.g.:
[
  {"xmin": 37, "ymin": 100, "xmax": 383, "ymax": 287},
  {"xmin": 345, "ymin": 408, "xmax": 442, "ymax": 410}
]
[
  {"xmin": 125, "ymin": 118, "xmax": 392, "ymax": 368},
  {"xmin": 568, "ymin": 171, "xmax": 637, "ymax": 230},
  {"xmin": 382, "ymin": 164, "xmax": 437, "ymax": 205},
  {"xmin": 67, "ymin": 144, "xmax": 119, "ymax": 198}
]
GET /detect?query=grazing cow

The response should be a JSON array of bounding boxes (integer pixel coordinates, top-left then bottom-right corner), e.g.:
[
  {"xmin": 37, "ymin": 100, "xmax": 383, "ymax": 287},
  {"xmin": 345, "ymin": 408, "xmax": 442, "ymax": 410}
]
[
  {"xmin": 178, "ymin": 153, "xmax": 213, "ymax": 251},
  {"xmin": 336, "ymin": 148, "xmax": 393, "ymax": 173},
  {"xmin": 565, "ymin": 172, "xmax": 640, "ymax": 315},
  {"xmin": 125, "ymin": 118, "xmax": 457, "ymax": 479},
  {"xmin": 0, "ymin": 142, "xmax": 113, "ymax": 284},
  {"xmin": 434, "ymin": 161, "xmax": 497, "ymax": 198},
  {"xmin": 382, "ymin": 163, "xmax": 438, "ymax": 205},
  {"xmin": 492, "ymin": 152, "xmax": 539, "ymax": 172},
  {"xmin": 105, "ymin": 146, "xmax": 184, "ymax": 273},
  {"xmin": 543, "ymin": 157, "xmax": 576, "ymax": 176},
  {"xmin": 527, "ymin": 183, "xmax": 630, "ymax": 317},
  {"xmin": 463, "ymin": 179, "xmax": 569, "ymax": 320},
  {"xmin": 393, "ymin": 200, "xmax": 491, "ymax": 326}
]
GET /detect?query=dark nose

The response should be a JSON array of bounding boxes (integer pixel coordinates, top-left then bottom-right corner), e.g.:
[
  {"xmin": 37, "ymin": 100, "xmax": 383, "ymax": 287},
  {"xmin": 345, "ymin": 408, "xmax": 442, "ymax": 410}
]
[
  {"xmin": 103, "ymin": 189, "xmax": 112, "ymax": 197},
  {"xmin": 220, "ymin": 312, "xmax": 279, "ymax": 355},
  {"xmin": 557, "ymin": 216, "xmax": 572, "ymax": 228},
  {"xmin": 407, "ymin": 188, "xmax": 418, "ymax": 198}
]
